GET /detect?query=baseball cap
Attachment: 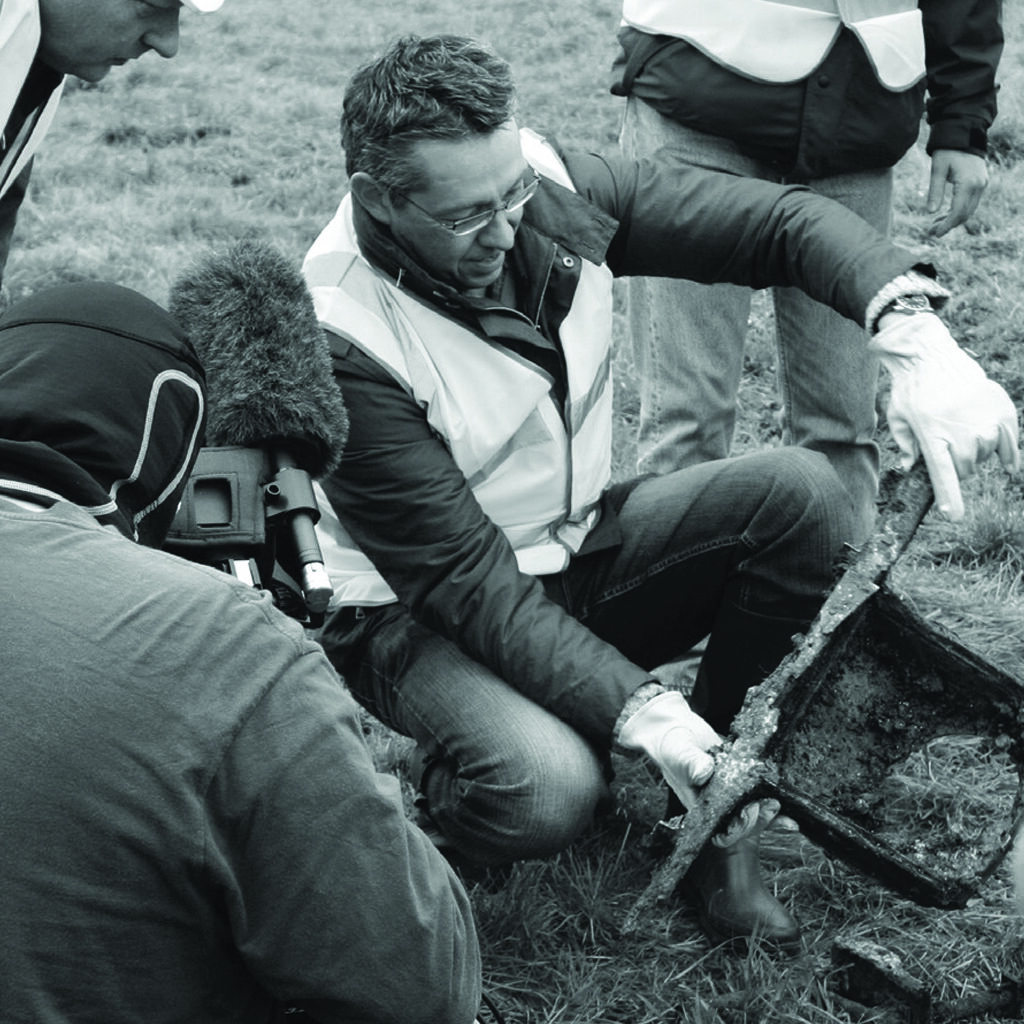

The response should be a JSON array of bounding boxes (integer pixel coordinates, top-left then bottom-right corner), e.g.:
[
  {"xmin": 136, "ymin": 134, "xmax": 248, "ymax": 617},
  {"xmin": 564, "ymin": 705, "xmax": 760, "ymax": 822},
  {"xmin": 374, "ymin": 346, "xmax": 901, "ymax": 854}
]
[{"xmin": 182, "ymin": 0, "xmax": 225, "ymax": 11}]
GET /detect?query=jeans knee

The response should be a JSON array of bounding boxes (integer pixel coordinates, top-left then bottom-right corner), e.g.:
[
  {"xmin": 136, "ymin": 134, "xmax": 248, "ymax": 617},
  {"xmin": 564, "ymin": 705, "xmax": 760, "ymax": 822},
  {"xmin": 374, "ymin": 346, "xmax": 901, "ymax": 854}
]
[
  {"xmin": 509, "ymin": 751, "xmax": 607, "ymax": 858},
  {"xmin": 428, "ymin": 740, "xmax": 608, "ymax": 865},
  {"xmin": 768, "ymin": 448, "xmax": 852, "ymax": 537},
  {"xmin": 744, "ymin": 448, "xmax": 855, "ymax": 606},
  {"xmin": 793, "ymin": 448, "xmax": 856, "ymax": 547}
]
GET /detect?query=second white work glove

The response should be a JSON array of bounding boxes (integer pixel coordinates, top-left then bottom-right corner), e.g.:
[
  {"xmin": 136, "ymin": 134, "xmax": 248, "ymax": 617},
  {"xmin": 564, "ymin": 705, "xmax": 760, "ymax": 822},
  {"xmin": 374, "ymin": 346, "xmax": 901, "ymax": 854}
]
[
  {"xmin": 618, "ymin": 690, "xmax": 722, "ymax": 810},
  {"xmin": 870, "ymin": 311, "xmax": 1020, "ymax": 520}
]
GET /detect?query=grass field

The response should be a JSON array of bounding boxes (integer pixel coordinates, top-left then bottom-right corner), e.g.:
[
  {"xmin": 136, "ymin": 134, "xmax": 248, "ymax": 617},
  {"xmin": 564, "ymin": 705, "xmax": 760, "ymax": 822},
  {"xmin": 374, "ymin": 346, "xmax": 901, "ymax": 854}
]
[{"xmin": 4, "ymin": 2, "xmax": 1024, "ymax": 1021}]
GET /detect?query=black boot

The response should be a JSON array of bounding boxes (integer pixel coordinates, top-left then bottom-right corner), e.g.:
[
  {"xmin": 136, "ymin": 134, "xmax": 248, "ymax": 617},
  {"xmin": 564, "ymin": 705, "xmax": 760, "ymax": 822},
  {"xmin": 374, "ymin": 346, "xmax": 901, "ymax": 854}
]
[{"xmin": 681, "ymin": 830, "xmax": 802, "ymax": 952}]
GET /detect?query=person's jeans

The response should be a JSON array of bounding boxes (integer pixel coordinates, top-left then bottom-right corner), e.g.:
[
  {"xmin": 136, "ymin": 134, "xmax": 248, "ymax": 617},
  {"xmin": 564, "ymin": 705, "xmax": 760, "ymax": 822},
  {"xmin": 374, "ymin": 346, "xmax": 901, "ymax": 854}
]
[
  {"xmin": 619, "ymin": 96, "xmax": 893, "ymax": 545},
  {"xmin": 323, "ymin": 448, "xmax": 852, "ymax": 865}
]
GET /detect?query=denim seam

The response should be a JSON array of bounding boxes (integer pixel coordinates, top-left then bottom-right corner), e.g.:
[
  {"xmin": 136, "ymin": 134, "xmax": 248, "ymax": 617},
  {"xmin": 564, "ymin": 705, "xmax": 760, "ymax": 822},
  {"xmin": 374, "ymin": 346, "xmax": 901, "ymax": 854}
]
[{"xmin": 575, "ymin": 533, "xmax": 745, "ymax": 621}]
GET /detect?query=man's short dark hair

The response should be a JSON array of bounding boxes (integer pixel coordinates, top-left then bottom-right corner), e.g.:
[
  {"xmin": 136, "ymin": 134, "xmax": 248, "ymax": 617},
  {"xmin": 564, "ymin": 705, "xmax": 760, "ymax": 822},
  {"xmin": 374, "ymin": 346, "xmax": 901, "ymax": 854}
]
[{"xmin": 341, "ymin": 35, "xmax": 517, "ymax": 197}]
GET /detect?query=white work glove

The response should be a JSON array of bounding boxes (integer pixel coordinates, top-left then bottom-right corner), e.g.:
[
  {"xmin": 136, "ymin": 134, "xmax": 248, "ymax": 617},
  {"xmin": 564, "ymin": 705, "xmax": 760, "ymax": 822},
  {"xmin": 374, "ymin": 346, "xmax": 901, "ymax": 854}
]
[
  {"xmin": 618, "ymin": 691, "xmax": 722, "ymax": 810},
  {"xmin": 870, "ymin": 311, "xmax": 1020, "ymax": 520}
]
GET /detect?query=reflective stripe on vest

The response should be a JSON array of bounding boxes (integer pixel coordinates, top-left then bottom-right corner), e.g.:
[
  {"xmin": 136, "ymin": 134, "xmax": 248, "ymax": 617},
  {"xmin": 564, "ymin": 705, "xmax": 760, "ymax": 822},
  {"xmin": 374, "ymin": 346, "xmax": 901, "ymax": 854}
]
[
  {"xmin": 0, "ymin": 0, "xmax": 63, "ymax": 199},
  {"xmin": 304, "ymin": 128, "xmax": 614, "ymax": 608},
  {"xmin": 620, "ymin": 0, "xmax": 924, "ymax": 90}
]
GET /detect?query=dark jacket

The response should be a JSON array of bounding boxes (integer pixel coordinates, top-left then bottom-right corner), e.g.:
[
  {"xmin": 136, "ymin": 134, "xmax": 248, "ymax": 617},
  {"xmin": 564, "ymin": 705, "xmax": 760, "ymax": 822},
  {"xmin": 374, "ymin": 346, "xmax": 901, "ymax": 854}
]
[
  {"xmin": 611, "ymin": 1, "xmax": 1003, "ymax": 181},
  {"xmin": 0, "ymin": 283, "xmax": 481, "ymax": 1024},
  {"xmin": 318, "ymin": 145, "xmax": 925, "ymax": 746}
]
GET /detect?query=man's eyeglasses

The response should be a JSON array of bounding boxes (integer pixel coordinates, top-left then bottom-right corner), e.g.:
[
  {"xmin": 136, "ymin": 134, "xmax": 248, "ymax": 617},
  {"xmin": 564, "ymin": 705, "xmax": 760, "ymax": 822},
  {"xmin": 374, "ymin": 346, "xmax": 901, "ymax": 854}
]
[{"xmin": 398, "ymin": 170, "xmax": 541, "ymax": 237}]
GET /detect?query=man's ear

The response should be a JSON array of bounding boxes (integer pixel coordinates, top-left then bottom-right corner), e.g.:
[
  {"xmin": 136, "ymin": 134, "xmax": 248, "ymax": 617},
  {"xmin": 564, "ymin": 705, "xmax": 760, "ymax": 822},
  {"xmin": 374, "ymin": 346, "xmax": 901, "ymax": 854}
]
[{"xmin": 349, "ymin": 172, "xmax": 395, "ymax": 225}]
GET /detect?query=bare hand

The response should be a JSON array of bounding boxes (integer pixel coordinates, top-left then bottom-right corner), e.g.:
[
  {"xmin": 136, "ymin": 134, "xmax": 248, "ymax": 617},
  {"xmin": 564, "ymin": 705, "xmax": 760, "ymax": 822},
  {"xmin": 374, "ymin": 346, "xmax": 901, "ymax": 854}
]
[{"xmin": 926, "ymin": 149, "xmax": 988, "ymax": 236}]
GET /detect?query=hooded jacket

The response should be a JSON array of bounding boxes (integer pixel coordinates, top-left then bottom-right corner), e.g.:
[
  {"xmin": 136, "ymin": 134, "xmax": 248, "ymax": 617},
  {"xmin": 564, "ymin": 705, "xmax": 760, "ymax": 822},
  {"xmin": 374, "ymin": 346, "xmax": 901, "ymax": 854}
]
[
  {"xmin": 0, "ymin": 282, "xmax": 206, "ymax": 543},
  {"xmin": 0, "ymin": 282, "xmax": 480, "ymax": 1024}
]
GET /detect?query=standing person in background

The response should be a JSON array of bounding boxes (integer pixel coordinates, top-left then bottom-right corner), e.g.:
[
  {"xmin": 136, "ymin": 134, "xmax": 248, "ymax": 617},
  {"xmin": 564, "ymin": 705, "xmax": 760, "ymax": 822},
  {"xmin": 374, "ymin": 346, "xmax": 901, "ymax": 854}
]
[
  {"xmin": 0, "ymin": 0, "xmax": 224, "ymax": 289},
  {"xmin": 613, "ymin": 0, "xmax": 1003, "ymax": 544}
]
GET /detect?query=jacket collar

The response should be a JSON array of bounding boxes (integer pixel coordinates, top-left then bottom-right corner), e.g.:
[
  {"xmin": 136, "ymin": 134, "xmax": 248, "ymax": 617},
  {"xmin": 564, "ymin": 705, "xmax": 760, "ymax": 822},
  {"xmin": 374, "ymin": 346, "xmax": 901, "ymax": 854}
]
[{"xmin": 351, "ymin": 170, "xmax": 618, "ymax": 319}]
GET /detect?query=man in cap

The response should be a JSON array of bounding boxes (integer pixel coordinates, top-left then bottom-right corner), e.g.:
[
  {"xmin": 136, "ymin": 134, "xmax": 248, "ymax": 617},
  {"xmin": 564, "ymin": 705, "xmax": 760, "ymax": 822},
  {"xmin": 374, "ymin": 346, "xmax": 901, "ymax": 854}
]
[
  {"xmin": 0, "ymin": 0, "xmax": 223, "ymax": 287},
  {"xmin": 0, "ymin": 281, "xmax": 481, "ymax": 1022}
]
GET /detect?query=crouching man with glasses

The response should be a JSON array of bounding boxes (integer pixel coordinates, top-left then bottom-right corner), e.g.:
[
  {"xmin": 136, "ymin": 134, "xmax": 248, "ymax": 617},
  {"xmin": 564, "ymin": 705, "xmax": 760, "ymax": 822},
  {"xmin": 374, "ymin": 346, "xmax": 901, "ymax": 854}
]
[{"xmin": 303, "ymin": 35, "xmax": 1018, "ymax": 952}]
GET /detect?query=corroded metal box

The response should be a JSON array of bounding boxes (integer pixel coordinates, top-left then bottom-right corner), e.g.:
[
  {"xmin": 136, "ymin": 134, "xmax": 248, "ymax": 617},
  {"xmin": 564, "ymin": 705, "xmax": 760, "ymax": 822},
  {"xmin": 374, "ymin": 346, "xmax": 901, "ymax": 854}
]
[{"xmin": 627, "ymin": 468, "xmax": 1024, "ymax": 931}]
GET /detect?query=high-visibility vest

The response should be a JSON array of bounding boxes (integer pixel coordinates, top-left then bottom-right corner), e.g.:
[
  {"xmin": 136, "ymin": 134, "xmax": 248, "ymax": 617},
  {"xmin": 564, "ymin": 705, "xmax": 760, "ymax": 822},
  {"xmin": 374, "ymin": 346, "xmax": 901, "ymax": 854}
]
[
  {"xmin": 1, "ymin": 0, "xmax": 63, "ymax": 200},
  {"xmin": 621, "ymin": 0, "xmax": 925, "ymax": 90},
  {"xmin": 304, "ymin": 128, "xmax": 616, "ymax": 608}
]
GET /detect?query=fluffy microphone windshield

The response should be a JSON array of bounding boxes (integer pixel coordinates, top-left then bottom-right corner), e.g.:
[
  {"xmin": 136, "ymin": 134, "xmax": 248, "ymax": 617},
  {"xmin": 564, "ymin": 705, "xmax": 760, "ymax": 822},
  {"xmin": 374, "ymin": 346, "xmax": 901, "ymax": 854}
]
[{"xmin": 168, "ymin": 240, "xmax": 348, "ymax": 477}]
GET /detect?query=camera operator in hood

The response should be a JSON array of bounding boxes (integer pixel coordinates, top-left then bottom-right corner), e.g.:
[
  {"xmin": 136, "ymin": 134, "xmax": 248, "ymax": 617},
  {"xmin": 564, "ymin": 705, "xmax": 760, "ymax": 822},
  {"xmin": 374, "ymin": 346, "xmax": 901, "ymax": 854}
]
[{"xmin": 0, "ymin": 281, "xmax": 481, "ymax": 1024}]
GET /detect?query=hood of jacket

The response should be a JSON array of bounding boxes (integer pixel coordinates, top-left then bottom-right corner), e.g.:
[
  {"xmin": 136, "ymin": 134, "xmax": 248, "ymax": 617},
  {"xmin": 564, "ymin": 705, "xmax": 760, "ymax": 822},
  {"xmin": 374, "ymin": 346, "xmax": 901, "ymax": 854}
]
[{"xmin": 0, "ymin": 282, "xmax": 206, "ymax": 545}]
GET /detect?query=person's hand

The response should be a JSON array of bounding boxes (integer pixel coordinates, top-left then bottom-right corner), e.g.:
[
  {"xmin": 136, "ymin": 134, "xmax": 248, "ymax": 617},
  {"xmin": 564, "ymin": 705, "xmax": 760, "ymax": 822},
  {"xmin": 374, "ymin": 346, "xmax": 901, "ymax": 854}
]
[
  {"xmin": 926, "ymin": 150, "xmax": 988, "ymax": 237},
  {"xmin": 618, "ymin": 690, "xmax": 722, "ymax": 810},
  {"xmin": 870, "ymin": 311, "xmax": 1020, "ymax": 519}
]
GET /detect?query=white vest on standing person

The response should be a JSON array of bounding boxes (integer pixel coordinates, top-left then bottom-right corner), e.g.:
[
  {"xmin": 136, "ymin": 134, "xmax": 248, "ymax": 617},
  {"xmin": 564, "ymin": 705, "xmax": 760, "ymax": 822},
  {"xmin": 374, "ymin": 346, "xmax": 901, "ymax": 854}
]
[
  {"xmin": 304, "ymin": 129, "xmax": 615, "ymax": 609},
  {"xmin": 620, "ymin": 0, "xmax": 925, "ymax": 90},
  {"xmin": 0, "ymin": 0, "xmax": 63, "ymax": 200}
]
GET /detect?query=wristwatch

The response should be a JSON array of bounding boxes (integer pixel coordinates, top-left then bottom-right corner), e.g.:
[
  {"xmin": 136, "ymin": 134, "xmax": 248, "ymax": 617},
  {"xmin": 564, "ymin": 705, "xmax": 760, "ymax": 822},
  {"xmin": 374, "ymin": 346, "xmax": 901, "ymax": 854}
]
[{"xmin": 879, "ymin": 293, "xmax": 933, "ymax": 317}]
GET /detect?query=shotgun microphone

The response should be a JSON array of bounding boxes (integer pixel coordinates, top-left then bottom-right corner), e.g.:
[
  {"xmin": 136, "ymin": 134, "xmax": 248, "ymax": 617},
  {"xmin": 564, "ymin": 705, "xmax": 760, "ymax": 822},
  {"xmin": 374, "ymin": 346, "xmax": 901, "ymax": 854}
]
[{"xmin": 168, "ymin": 239, "xmax": 348, "ymax": 618}]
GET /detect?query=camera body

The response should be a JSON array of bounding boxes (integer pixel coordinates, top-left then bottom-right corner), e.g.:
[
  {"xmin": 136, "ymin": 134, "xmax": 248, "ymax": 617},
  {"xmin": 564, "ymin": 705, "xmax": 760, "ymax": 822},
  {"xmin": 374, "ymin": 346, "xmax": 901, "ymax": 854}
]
[{"xmin": 165, "ymin": 445, "xmax": 330, "ymax": 627}]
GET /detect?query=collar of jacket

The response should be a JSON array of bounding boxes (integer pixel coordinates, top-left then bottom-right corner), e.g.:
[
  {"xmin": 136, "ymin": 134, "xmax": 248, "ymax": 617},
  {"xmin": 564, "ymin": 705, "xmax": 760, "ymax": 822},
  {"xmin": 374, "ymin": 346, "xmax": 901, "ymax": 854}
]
[{"xmin": 351, "ymin": 169, "xmax": 619, "ymax": 324}]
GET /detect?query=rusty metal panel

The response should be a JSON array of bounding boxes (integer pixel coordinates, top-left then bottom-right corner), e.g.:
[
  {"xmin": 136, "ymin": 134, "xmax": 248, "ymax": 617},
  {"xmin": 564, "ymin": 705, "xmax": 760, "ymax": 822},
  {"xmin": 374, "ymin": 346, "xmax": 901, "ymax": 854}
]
[
  {"xmin": 625, "ymin": 467, "xmax": 1024, "ymax": 932},
  {"xmin": 764, "ymin": 585, "xmax": 1024, "ymax": 907}
]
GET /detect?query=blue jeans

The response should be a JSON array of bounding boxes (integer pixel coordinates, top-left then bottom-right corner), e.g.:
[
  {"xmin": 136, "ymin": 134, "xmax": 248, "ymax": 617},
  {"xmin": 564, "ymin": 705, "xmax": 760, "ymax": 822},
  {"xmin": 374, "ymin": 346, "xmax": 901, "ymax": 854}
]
[
  {"xmin": 323, "ymin": 448, "xmax": 852, "ymax": 865},
  {"xmin": 619, "ymin": 96, "xmax": 893, "ymax": 545}
]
